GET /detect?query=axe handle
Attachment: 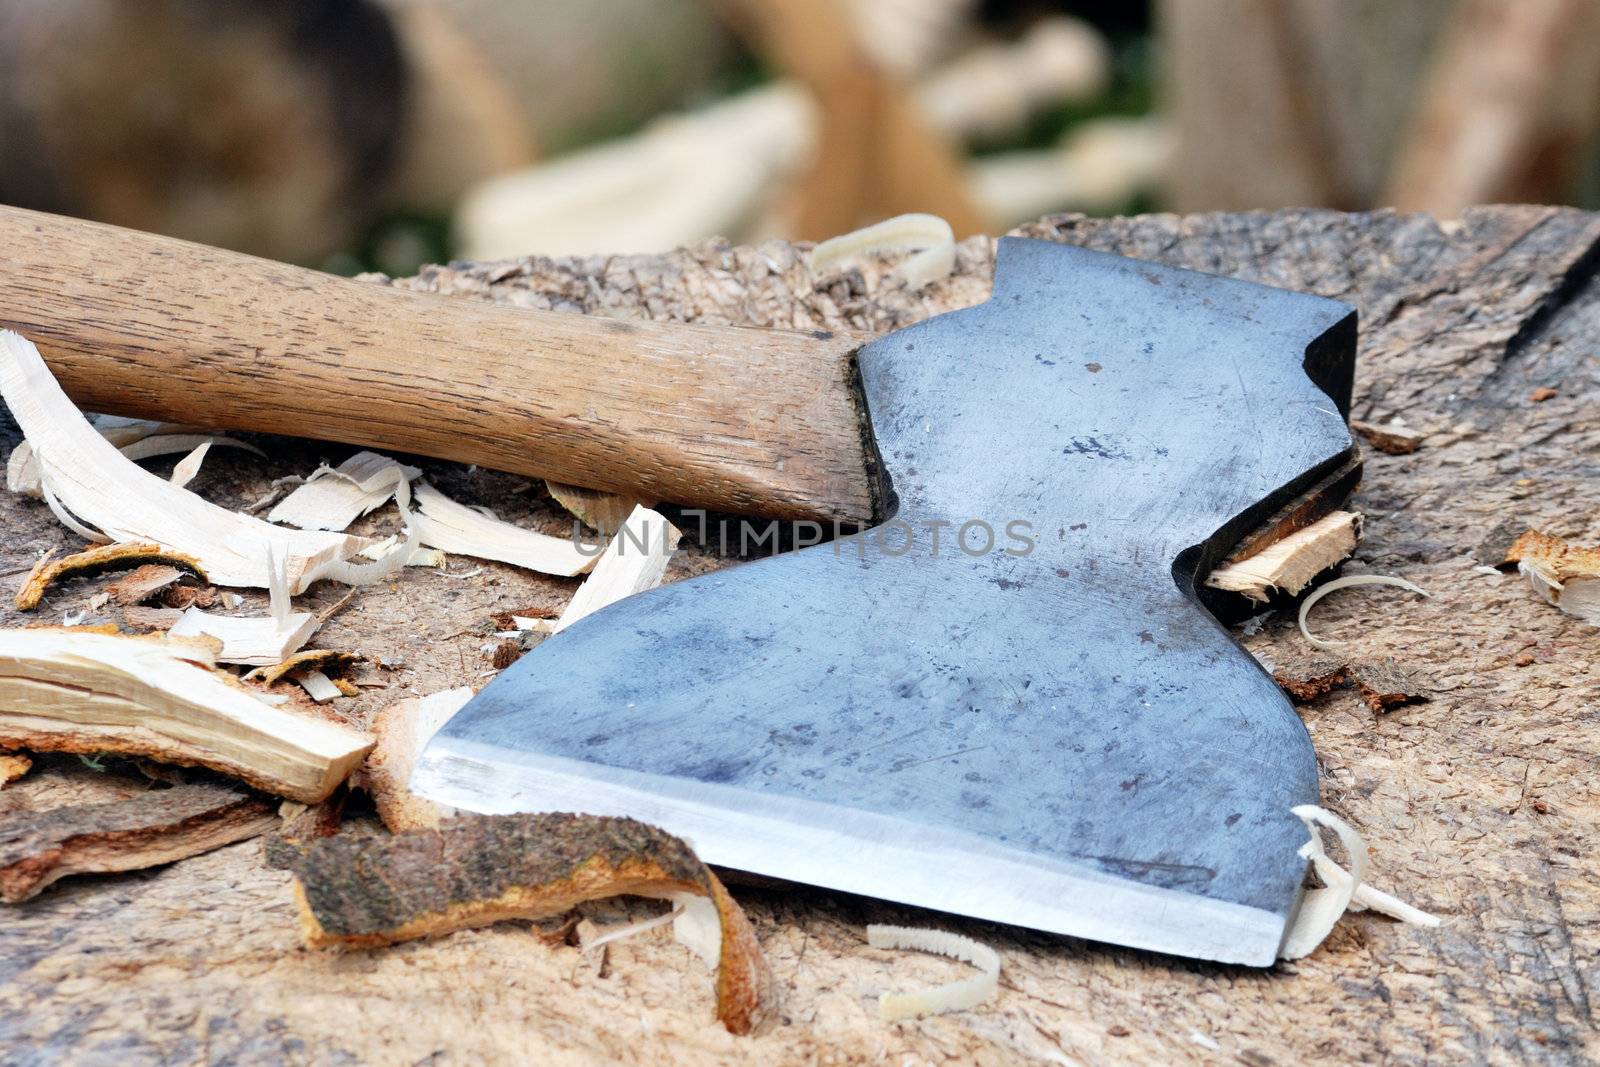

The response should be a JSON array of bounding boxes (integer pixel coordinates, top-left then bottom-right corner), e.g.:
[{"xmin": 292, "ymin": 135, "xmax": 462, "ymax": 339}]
[{"xmin": 0, "ymin": 207, "xmax": 876, "ymax": 523}]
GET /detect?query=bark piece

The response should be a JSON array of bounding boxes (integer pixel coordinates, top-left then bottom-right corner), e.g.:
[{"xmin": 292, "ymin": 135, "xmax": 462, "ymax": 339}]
[
  {"xmin": 1347, "ymin": 659, "xmax": 1428, "ymax": 714},
  {"xmin": 1350, "ymin": 418, "xmax": 1424, "ymax": 455},
  {"xmin": 0, "ymin": 782, "xmax": 276, "ymax": 902},
  {"xmin": 1206, "ymin": 512, "xmax": 1363, "ymax": 603},
  {"xmin": 0, "ymin": 331, "xmax": 359, "ymax": 591},
  {"xmin": 289, "ymin": 812, "xmax": 776, "ymax": 1035},
  {"xmin": 0, "ymin": 629, "xmax": 372, "ymax": 802},
  {"xmin": 268, "ymin": 452, "xmax": 420, "ymax": 532},
  {"xmin": 14, "ymin": 543, "xmax": 205, "ymax": 611},
  {"xmin": 106, "ymin": 564, "xmax": 185, "ymax": 606},
  {"xmin": 1510, "ymin": 530, "xmax": 1600, "ymax": 626},
  {"xmin": 361, "ymin": 687, "xmax": 473, "ymax": 833},
  {"xmin": 1273, "ymin": 659, "xmax": 1350, "ymax": 704},
  {"xmin": 412, "ymin": 482, "xmax": 596, "ymax": 578},
  {"xmin": 554, "ymin": 505, "xmax": 681, "ymax": 634}
]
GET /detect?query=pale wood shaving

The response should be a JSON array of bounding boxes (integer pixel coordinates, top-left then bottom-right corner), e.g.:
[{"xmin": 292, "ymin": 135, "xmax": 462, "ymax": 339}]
[
  {"xmin": 867, "ymin": 925, "xmax": 1000, "ymax": 1020},
  {"xmin": 1298, "ymin": 574, "xmax": 1431, "ymax": 651},
  {"xmin": 553, "ymin": 505, "xmax": 681, "ymax": 634},
  {"xmin": 809, "ymin": 213, "xmax": 957, "ymax": 290},
  {"xmin": 298, "ymin": 671, "xmax": 343, "ymax": 704},
  {"xmin": 1206, "ymin": 512, "xmax": 1364, "ymax": 603},
  {"xmin": 1280, "ymin": 805, "xmax": 1439, "ymax": 961},
  {"xmin": 268, "ymin": 452, "xmax": 421, "ymax": 532},
  {"xmin": 169, "ymin": 607, "xmax": 318, "ymax": 667},
  {"xmin": 412, "ymin": 482, "xmax": 595, "ymax": 578},
  {"xmin": 0, "ymin": 331, "xmax": 358, "ymax": 591},
  {"xmin": 167, "ymin": 441, "xmax": 210, "ymax": 488}
]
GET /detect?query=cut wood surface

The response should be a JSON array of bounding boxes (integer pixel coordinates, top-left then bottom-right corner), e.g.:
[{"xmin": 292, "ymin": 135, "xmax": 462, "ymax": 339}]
[
  {"xmin": 1, "ymin": 207, "xmax": 1598, "ymax": 1064},
  {"xmin": 0, "ymin": 781, "xmax": 276, "ymax": 903},
  {"xmin": 0, "ymin": 206, "xmax": 875, "ymax": 524},
  {"xmin": 0, "ymin": 630, "xmax": 371, "ymax": 802}
]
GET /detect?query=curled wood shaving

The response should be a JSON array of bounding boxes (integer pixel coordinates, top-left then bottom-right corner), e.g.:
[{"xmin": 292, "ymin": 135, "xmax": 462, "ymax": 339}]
[
  {"xmin": 412, "ymin": 482, "xmax": 595, "ymax": 578},
  {"xmin": 1279, "ymin": 805, "xmax": 1439, "ymax": 960},
  {"xmin": 867, "ymin": 925, "xmax": 1000, "ymax": 1020},
  {"xmin": 809, "ymin": 213, "xmax": 957, "ymax": 290},
  {"xmin": 268, "ymin": 452, "xmax": 420, "ymax": 532},
  {"xmin": 0, "ymin": 629, "xmax": 371, "ymax": 802},
  {"xmin": 1297, "ymin": 574, "xmax": 1430, "ymax": 651},
  {"xmin": 1510, "ymin": 530, "xmax": 1600, "ymax": 626},
  {"xmin": 301, "ymin": 471, "xmax": 420, "ymax": 589},
  {"xmin": 7, "ymin": 420, "xmax": 216, "ymax": 498},
  {"xmin": 0, "ymin": 331, "xmax": 358, "ymax": 591},
  {"xmin": 554, "ymin": 505, "xmax": 681, "ymax": 634},
  {"xmin": 14, "ymin": 542, "xmax": 206, "ymax": 610},
  {"xmin": 289, "ymin": 813, "xmax": 776, "ymax": 1034},
  {"xmin": 118, "ymin": 433, "xmax": 263, "ymax": 469}
]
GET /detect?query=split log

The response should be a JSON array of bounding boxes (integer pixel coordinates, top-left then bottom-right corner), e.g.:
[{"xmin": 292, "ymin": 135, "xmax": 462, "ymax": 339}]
[
  {"xmin": 0, "ymin": 630, "xmax": 372, "ymax": 802},
  {"xmin": 289, "ymin": 812, "xmax": 776, "ymax": 1035},
  {"xmin": 0, "ymin": 782, "xmax": 276, "ymax": 903}
]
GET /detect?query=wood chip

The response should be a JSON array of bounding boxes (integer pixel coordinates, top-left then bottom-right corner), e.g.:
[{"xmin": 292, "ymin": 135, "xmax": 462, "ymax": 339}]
[
  {"xmin": 0, "ymin": 629, "xmax": 372, "ymax": 802},
  {"xmin": 288, "ymin": 812, "xmax": 776, "ymax": 1034},
  {"xmin": 1206, "ymin": 511, "xmax": 1362, "ymax": 603},
  {"xmin": 1509, "ymin": 529, "xmax": 1600, "ymax": 626},
  {"xmin": 14, "ymin": 542, "xmax": 205, "ymax": 610},
  {"xmin": 121, "ymin": 606, "xmax": 186, "ymax": 631},
  {"xmin": 412, "ymin": 482, "xmax": 597, "ymax": 577},
  {"xmin": 268, "ymin": 452, "xmax": 421, "ymax": 531},
  {"xmin": 0, "ymin": 753, "xmax": 31, "ymax": 788},
  {"xmin": 554, "ymin": 505, "xmax": 681, "ymax": 634},
  {"xmin": 361, "ymin": 687, "xmax": 473, "ymax": 833},
  {"xmin": 167, "ymin": 441, "xmax": 210, "ymax": 488},
  {"xmin": 106, "ymin": 563, "xmax": 185, "ymax": 606},
  {"xmin": 0, "ymin": 331, "xmax": 359, "ymax": 591},
  {"xmin": 297, "ymin": 671, "xmax": 344, "ymax": 704},
  {"xmin": 546, "ymin": 481, "xmax": 649, "ymax": 536},
  {"xmin": 168, "ymin": 607, "xmax": 319, "ymax": 667},
  {"xmin": 1350, "ymin": 419, "xmax": 1425, "ymax": 455},
  {"xmin": 0, "ymin": 781, "xmax": 277, "ymax": 902}
]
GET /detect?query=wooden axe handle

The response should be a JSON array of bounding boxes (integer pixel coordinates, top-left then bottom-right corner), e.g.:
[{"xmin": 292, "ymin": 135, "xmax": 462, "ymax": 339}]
[{"xmin": 0, "ymin": 207, "xmax": 877, "ymax": 523}]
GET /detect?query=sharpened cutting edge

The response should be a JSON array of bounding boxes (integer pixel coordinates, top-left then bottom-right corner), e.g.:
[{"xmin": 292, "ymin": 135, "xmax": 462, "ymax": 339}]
[{"xmin": 413, "ymin": 738, "xmax": 1304, "ymax": 965}]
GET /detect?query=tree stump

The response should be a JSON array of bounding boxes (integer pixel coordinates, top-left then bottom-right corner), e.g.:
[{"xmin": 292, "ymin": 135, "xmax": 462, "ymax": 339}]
[{"xmin": 1, "ymin": 206, "xmax": 1596, "ymax": 1064}]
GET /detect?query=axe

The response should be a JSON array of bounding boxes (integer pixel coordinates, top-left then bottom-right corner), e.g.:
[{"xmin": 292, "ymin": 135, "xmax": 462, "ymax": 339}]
[{"xmin": 0, "ymin": 208, "xmax": 1356, "ymax": 964}]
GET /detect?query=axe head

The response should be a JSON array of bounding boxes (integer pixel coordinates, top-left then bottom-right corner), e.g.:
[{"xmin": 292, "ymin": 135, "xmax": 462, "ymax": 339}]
[{"xmin": 413, "ymin": 238, "xmax": 1358, "ymax": 965}]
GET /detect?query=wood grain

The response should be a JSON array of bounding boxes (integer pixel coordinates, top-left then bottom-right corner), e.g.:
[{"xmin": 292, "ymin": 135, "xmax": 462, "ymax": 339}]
[{"xmin": 0, "ymin": 206, "xmax": 876, "ymax": 523}]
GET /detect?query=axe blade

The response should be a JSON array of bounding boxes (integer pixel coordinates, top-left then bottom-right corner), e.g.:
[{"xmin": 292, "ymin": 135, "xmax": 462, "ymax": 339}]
[{"xmin": 413, "ymin": 239, "xmax": 1357, "ymax": 965}]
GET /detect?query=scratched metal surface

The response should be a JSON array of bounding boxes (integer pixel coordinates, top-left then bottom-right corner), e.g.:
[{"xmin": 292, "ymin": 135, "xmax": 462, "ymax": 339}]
[{"xmin": 417, "ymin": 238, "xmax": 1358, "ymax": 964}]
